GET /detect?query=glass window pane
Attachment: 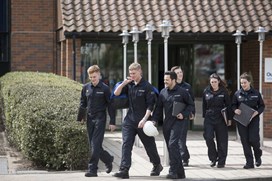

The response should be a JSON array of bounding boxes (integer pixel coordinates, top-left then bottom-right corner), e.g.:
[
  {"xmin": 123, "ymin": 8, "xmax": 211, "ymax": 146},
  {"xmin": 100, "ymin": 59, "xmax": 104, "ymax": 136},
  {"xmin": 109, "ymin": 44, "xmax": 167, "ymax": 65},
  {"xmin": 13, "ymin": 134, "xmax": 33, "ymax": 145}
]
[
  {"xmin": 80, "ymin": 43, "xmax": 123, "ymax": 89},
  {"xmin": 194, "ymin": 44, "xmax": 224, "ymax": 97},
  {"xmin": 0, "ymin": 0, "xmax": 8, "ymax": 32},
  {"xmin": 0, "ymin": 35, "xmax": 8, "ymax": 62},
  {"xmin": 80, "ymin": 42, "xmax": 159, "ymax": 89}
]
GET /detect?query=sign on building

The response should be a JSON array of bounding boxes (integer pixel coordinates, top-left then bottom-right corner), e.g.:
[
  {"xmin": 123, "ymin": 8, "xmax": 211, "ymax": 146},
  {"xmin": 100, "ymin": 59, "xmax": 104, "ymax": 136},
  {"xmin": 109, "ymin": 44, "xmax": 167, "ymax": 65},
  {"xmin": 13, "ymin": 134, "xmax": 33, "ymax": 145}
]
[{"xmin": 265, "ymin": 58, "xmax": 272, "ymax": 83}]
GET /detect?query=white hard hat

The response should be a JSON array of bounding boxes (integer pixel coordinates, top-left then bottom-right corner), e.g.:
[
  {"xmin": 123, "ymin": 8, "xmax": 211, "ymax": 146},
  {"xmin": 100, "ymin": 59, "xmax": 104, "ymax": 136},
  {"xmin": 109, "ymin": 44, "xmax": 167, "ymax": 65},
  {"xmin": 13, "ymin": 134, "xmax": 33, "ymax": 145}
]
[{"xmin": 143, "ymin": 121, "xmax": 159, "ymax": 137}]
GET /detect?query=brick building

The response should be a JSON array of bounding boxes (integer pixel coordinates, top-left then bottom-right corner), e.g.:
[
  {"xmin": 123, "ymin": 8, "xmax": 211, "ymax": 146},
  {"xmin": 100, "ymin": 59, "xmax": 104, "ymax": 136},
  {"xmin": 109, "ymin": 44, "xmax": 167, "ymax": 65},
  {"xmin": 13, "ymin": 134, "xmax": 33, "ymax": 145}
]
[{"xmin": 1, "ymin": 0, "xmax": 272, "ymax": 137}]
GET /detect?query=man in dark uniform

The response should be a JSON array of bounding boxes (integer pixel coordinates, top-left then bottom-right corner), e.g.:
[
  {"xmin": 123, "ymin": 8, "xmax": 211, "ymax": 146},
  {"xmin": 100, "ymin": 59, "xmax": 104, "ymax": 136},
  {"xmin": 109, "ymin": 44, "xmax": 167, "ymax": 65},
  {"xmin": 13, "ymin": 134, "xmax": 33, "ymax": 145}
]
[
  {"xmin": 171, "ymin": 66, "xmax": 195, "ymax": 167},
  {"xmin": 153, "ymin": 71, "xmax": 194, "ymax": 179},
  {"xmin": 113, "ymin": 62, "xmax": 163, "ymax": 179},
  {"xmin": 77, "ymin": 65, "xmax": 116, "ymax": 177}
]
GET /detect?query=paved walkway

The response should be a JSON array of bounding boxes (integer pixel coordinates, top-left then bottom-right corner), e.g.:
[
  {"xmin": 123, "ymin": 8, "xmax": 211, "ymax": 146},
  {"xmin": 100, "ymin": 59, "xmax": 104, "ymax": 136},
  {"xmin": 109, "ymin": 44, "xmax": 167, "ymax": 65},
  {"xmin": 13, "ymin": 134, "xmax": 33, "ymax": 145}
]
[{"xmin": 1, "ymin": 130, "xmax": 272, "ymax": 181}]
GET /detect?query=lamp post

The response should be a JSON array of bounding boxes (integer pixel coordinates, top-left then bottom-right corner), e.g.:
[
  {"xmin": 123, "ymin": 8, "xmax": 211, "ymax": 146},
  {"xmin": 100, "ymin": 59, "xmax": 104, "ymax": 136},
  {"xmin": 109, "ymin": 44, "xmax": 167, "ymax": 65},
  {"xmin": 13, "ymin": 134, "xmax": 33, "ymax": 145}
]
[
  {"xmin": 143, "ymin": 24, "xmax": 154, "ymax": 83},
  {"xmin": 233, "ymin": 30, "xmax": 244, "ymax": 91},
  {"xmin": 119, "ymin": 30, "xmax": 131, "ymax": 136},
  {"xmin": 160, "ymin": 20, "xmax": 172, "ymax": 72},
  {"xmin": 119, "ymin": 30, "xmax": 130, "ymax": 79},
  {"xmin": 256, "ymin": 26, "xmax": 267, "ymax": 146},
  {"xmin": 130, "ymin": 27, "xmax": 142, "ymax": 63},
  {"xmin": 233, "ymin": 30, "xmax": 245, "ymax": 141},
  {"xmin": 160, "ymin": 20, "xmax": 172, "ymax": 166}
]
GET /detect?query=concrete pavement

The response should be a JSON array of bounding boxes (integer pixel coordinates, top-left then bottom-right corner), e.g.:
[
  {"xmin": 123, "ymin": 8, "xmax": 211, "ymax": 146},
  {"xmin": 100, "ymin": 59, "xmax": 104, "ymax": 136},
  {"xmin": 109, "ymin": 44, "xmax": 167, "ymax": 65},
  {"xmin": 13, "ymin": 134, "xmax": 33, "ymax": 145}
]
[{"xmin": 1, "ymin": 130, "xmax": 272, "ymax": 181}]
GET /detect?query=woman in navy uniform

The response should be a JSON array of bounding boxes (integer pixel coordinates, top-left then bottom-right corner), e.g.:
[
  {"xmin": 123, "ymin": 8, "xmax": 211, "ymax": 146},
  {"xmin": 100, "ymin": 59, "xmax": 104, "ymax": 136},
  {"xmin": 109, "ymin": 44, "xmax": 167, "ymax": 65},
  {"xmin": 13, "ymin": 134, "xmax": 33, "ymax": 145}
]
[
  {"xmin": 232, "ymin": 72, "xmax": 265, "ymax": 169},
  {"xmin": 202, "ymin": 73, "xmax": 231, "ymax": 168},
  {"xmin": 77, "ymin": 65, "xmax": 116, "ymax": 177}
]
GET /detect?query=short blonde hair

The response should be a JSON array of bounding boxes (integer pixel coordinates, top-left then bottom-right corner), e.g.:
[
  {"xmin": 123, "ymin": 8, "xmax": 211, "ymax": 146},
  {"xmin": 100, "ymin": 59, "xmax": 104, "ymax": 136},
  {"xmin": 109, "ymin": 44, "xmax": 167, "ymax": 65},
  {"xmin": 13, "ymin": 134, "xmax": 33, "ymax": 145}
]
[
  {"xmin": 129, "ymin": 62, "xmax": 141, "ymax": 71},
  {"xmin": 87, "ymin": 65, "xmax": 100, "ymax": 75}
]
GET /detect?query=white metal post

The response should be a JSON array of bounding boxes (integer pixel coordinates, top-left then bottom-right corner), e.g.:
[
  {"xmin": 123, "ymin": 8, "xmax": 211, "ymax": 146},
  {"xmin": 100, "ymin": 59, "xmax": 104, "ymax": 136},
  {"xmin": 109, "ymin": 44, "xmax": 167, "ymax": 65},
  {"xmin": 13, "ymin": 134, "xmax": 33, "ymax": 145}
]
[
  {"xmin": 259, "ymin": 40, "xmax": 264, "ymax": 146},
  {"xmin": 134, "ymin": 42, "xmax": 137, "ymax": 63},
  {"xmin": 164, "ymin": 38, "xmax": 169, "ymax": 72},
  {"xmin": 160, "ymin": 20, "xmax": 172, "ymax": 166},
  {"xmin": 143, "ymin": 24, "xmax": 154, "ymax": 83},
  {"xmin": 130, "ymin": 27, "xmax": 141, "ymax": 63},
  {"xmin": 233, "ymin": 30, "xmax": 244, "ymax": 141},
  {"xmin": 256, "ymin": 26, "xmax": 266, "ymax": 147},
  {"xmin": 148, "ymin": 39, "xmax": 152, "ymax": 83},
  {"xmin": 119, "ymin": 30, "xmax": 130, "ymax": 133}
]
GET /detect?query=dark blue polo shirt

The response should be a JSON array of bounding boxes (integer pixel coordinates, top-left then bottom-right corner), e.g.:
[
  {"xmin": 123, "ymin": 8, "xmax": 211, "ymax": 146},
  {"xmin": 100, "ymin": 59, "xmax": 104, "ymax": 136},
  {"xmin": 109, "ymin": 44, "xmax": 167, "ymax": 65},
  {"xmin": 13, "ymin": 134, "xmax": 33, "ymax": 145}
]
[
  {"xmin": 79, "ymin": 80, "xmax": 115, "ymax": 124},
  {"xmin": 121, "ymin": 78, "xmax": 156, "ymax": 122}
]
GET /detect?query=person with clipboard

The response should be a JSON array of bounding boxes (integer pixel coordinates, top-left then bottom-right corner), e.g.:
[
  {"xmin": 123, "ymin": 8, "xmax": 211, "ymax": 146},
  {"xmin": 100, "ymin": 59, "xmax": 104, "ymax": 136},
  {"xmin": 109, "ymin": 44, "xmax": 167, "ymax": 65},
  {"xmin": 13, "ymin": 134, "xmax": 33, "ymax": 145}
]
[
  {"xmin": 171, "ymin": 66, "xmax": 195, "ymax": 167},
  {"xmin": 152, "ymin": 71, "xmax": 194, "ymax": 179},
  {"xmin": 232, "ymin": 72, "xmax": 265, "ymax": 169},
  {"xmin": 202, "ymin": 73, "xmax": 232, "ymax": 168}
]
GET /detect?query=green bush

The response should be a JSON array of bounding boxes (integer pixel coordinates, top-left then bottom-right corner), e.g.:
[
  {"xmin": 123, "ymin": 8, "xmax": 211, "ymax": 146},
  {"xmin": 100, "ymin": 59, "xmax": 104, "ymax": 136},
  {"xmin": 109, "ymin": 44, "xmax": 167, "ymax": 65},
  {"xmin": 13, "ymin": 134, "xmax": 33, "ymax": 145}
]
[{"xmin": 0, "ymin": 72, "xmax": 89, "ymax": 170}]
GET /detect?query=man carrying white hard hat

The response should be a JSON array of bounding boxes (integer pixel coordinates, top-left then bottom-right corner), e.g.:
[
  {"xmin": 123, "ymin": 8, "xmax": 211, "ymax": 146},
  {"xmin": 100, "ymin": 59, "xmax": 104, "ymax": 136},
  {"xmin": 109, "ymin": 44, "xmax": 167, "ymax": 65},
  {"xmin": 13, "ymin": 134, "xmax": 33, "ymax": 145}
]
[{"xmin": 143, "ymin": 121, "xmax": 159, "ymax": 137}]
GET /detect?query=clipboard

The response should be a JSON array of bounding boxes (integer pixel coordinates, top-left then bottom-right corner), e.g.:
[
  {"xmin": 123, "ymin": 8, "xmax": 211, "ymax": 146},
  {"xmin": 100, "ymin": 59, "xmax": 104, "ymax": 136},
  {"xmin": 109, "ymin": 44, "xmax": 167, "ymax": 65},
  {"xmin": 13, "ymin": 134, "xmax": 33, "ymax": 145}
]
[
  {"xmin": 233, "ymin": 103, "xmax": 256, "ymax": 127},
  {"xmin": 221, "ymin": 107, "xmax": 228, "ymax": 125},
  {"xmin": 172, "ymin": 101, "xmax": 186, "ymax": 116}
]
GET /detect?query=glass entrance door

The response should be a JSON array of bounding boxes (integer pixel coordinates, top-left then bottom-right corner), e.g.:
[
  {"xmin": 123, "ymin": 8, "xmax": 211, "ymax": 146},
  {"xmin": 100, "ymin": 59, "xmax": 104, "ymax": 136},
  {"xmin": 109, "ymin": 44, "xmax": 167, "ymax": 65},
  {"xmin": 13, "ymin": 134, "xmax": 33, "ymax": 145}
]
[{"xmin": 169, "ymin": 45, "xmax": 194, "ymax": 86}]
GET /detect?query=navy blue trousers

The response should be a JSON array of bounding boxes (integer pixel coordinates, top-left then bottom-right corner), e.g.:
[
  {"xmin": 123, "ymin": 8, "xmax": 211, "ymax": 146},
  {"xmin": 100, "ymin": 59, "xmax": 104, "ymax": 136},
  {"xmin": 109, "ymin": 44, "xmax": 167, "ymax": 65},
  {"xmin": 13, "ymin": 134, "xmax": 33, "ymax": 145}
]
[
  {"xmin": 120, "ymin": 119, "xmax": 161, "ymax": 169},
  {"xmin": 203, "ymin": 119, "xmax": 228, "ymax": 165},
  {"xmin": 237, "ymin": 117, "xmax": 262, "ymax": 166},
  {"xmin": 86, "ymin": 113, "xmax": 112, "ymax": 173}
]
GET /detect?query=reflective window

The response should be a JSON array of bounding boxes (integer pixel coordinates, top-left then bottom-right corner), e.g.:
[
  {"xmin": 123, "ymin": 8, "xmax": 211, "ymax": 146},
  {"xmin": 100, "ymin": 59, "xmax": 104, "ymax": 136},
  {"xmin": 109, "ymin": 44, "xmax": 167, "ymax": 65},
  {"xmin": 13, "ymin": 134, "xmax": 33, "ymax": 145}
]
[
  {"xmin": 80, "ymin": 43, "xmax": 123, "ymax": 88},
  {"xmin": 194, "ymin": 44, "xmax": 224, "ymax": 97},
  {"xmin": 80, "ymin": 42, "xmax": 159, "ymax": 89},
  {"xmin": 0, "ymin": 0, "xmax": 8, "ymax": 62}
]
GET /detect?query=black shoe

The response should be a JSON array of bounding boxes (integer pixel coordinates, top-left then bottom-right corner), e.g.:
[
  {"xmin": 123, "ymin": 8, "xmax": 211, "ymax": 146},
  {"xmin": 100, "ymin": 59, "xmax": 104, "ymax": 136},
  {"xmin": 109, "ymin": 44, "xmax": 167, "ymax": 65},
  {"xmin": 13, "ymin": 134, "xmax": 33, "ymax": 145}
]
[
  {"xmin": 217, "ymin": 164, "xmax": 225, "ymax": 168},
  {"xmin": 85, "ymin": 172, "xmax": 97, "ymax": 177},
  {"xmin": 243, "ymin": 164, "xmax": 254, "ymax": 169},
  {"xmin": 166, "ymin": 173, "xmax": 185, "ymax": 179},
  {"xmin": 183, "ymin": 160, "xmax": 189, "ymax": 167},
  {"xmin": 150, "ymin": 164, "xmax": 163, "ymax": 176},
  {"xmin": 105, "ymin": 156, "xmax": 114, "ymax": 173},
  {"xmin": 113, "ymin": 167, "xmax": 129, "ymax": 179},
  {"xmin": 256, "ymin": 157, "xmax": 262, "ymax": 167},
  {"xmin": 166, "ymin": 173, "xmax": 178, "ymax": 179},
  {"xmin": 210, "ymin": 160, "xmax": 216, "ymax": 167}
]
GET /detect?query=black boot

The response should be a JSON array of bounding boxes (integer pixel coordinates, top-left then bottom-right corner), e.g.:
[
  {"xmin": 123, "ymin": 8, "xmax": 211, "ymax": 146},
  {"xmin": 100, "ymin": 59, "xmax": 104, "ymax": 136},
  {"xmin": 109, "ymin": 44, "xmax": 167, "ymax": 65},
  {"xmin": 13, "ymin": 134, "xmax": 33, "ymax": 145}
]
[
  {"xmin": 183, "ymin": 160, "xmax": 189, "ymax": 167},
  {"xmin": 210, "ymin": 160, "xmax": 216, "ymax": 167},
  {"xmin": 85, "ymin": 164, "xmax": 97, "ymax": 177},
  {"xmin": 105, "ymin": 156, "xmax": 114, "ymax": 173},
  {"xmin": 150, "ymin": 163, "xmax": 163, "ymax": 176},
  {"xmin": 256, "ymin": 157, "xmax": 262, "ymax": 167},
  {"xmin": 113, "ymin": 167, "xmax": 129, "ymax": 179},
  {"xmin": 85, "ymin": 172, "xmax": 97, "ymax": 177}
]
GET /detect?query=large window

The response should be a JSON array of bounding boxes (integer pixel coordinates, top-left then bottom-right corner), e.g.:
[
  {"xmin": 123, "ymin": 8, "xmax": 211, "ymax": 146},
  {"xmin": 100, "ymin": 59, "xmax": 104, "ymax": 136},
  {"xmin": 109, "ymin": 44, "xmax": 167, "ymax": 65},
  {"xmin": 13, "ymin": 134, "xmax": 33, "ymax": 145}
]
[
  {"xmin": 80, "ymin": 43, "xmax": 123, "ymax": 88},
  {"xmin": 194, "ymin": 44, "xmax": 224, "ymax": 97},
  {"xmin": 0, "ymin": 0, "xmax": 8, "ymax": 62},
  {"xmin": 80, "ymin": 42, "xmax": 159, "ymax": 89}
]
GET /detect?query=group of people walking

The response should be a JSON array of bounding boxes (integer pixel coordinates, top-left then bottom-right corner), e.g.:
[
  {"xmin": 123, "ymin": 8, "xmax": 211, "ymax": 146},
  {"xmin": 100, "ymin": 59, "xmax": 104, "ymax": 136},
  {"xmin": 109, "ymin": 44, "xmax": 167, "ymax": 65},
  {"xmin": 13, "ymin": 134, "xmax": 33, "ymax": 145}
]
[{"xmin": 76, "ymin": 63, "xmax": 265, "ymax": 179}]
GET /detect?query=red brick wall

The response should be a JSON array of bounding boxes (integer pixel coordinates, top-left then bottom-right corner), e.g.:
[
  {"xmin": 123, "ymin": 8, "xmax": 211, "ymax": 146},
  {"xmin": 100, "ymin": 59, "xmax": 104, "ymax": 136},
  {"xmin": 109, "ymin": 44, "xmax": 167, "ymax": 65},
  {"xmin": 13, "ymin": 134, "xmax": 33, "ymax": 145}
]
[
  {"xmin": 263, "ymin": 39, "xmax": 272, "ymax": 137},
  {"xmin": 10, "ymin": 0, "xmax": 56, "ymax": 73},
  {"xmin": 59, "ymin": 38, "xmax": 81, "ymax": 81},
  {"xmin": 242, "ymin": 38, "xmax": 272, "ymax": 138}
]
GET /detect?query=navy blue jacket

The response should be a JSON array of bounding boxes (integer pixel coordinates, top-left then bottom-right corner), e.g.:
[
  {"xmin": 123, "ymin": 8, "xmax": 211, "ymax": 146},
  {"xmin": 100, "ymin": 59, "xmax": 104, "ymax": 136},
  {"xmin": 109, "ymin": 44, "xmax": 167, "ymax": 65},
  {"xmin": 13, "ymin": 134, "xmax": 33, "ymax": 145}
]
[
  {"xmin": 232, "ymin": 87, "xmax": 265, "ymax": 120},
  {"xmin": 121, "ymin": 78, "xmax": 156, "ymax": 122},
  {"xmin": 153, "ymin": 84, "xmax": 194, "ymax": 131},
  {"xmin": 202, "ymin": 85, "xmax": 231, "ymax": 124},
  {"xmin": 78, "ymin": 80, "xmax": 115, "ymax": 124}
]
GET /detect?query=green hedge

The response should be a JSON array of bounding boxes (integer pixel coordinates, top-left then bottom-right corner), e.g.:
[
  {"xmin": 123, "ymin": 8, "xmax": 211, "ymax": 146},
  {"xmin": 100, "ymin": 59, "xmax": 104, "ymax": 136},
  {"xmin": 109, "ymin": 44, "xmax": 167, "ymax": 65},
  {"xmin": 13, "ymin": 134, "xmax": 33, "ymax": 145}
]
[{"xmin": 0, "ymin": 72, "xmax": 89, "ymax": 170}]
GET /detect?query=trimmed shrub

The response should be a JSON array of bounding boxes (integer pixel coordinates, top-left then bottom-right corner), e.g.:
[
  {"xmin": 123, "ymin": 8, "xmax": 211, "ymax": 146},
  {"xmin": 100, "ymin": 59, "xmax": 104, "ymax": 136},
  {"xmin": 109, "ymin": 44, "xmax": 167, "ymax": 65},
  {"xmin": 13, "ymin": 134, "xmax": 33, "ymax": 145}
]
[{"xmin": 0, "ymin": 72, "xmax": 89, "ymax": 170}]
